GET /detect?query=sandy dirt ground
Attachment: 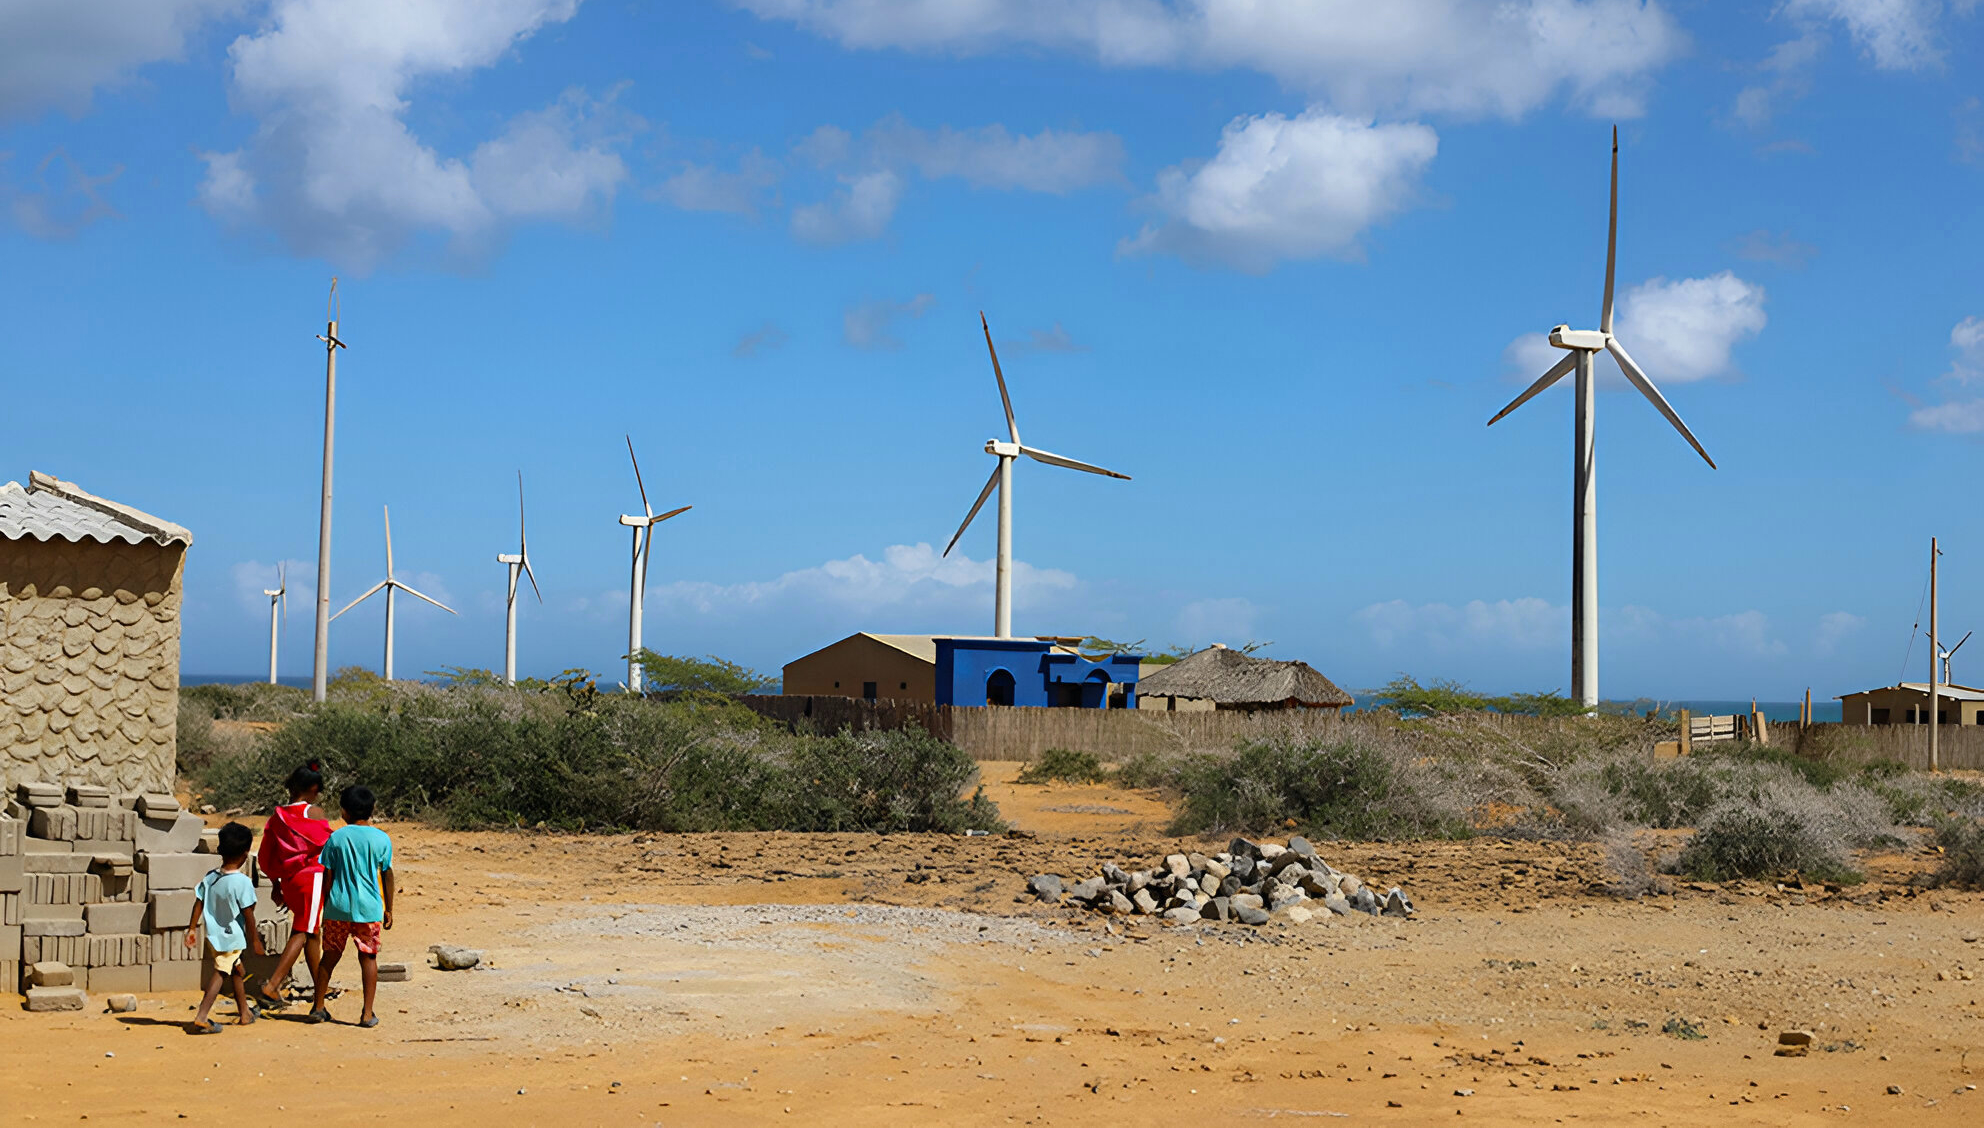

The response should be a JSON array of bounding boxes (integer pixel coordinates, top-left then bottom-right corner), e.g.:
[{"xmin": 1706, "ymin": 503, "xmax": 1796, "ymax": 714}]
[{"xmin": 6, "ymin": 761, "xmax": 1984, "ymax": 1125}]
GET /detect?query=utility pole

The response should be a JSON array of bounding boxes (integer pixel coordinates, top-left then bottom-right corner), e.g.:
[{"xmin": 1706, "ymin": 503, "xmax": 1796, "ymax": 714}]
[
  {"xmin": 1930, "ymin": 536, "xmax": 1940, "ymax": 772},
  {"xmin": 312, "ymin": 280, "xmax": 345, "ymax": 703}
]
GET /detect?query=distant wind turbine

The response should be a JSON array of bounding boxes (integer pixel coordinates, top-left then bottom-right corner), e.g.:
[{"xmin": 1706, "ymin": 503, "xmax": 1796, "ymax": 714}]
[
  {"xmin": 331, "ymin": 506, "xmax": 457, "ymax": 681},
  {"xmin": 1941, "ymin": 630, "xmax": 1972, "ymax": 686},
  {"xmin": 263, "ymin": 563, "xmax": 287, "ymax": 686},
  {"xmin": 497, "ymin": 472, "xmax": 541, "ymax": 687},
  {"xmin": 943, "ymin": 312, "xmax": 1129, "ymax": 638},
  {"xmin": 1486, "ymin": 128, "xmax": 1716, "ymax": 709},
  {"xmin": 618, "ymin": 437, "xmax": 690, "ymax": 693}
]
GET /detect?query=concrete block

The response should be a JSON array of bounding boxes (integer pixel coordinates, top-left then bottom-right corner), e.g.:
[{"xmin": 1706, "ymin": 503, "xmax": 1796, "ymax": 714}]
[
  {"xmin": 84, "ymin": 902, "xmax": 147, "ymax": 935},
  {"xmin": 16, "ymin": 783, "xmax": 62, "ymax": 808},
  {"xmin": 242, "ymin": 950, "xmax": 282, "ymax": 989},
  {"xmin": 28, "ymin": 873, "xmax": 96, "ymax": 907},
  {"xmin": 25, "ymin": 986, "xmax": 86, "ymax": 1011},
  {"xmin": 135, "ymin": 794, "xmax": 181, "ymax": 818},
  {"xmin": 148, "ymin": 890, "xmax": 196, "ymax": 932},
  {"xmin": 23, "ymin": 918, "xmax": 85, "ymax": 937},
  {"xmin": 28, "ymin": 806, "xmax": 76, "ymax": 841},
  {"xmin": 153, "ymin": 928, "xmax": 196, "ymax": 961},
  {"xmin": 98, "ymin": 871, "xmax": 144, "ymax": 904},
  {"xmin": 195, "ymin": 829, "xmax": 219, "ymax": 855},
  {"xmin": 135, "ymin": 853, "xmax": 217, "ymax": 890},
  {"xmin": 66, "ymin": 785, "xmax": 111, "ymax": 809},
  {"xmin": 29, "ymin": 960, "xmax": 73, "ymax": 987},
  {"xmin": 20, "ymin": 835, "xmax": 71, "ymax": 854},
  {"xmin": 84, "ymin": 934, "xmax": 147, "ymax": 967},
  {"xmin": 76, "ymin": 810, "xmax": 137, "ymax": 842},
  {"xmin": 148, "ymin": 960, "xmax": 202, "ymax": 993},
  {"xmin": 1, "ymin": 892, "xmax": 18, "ymax": 926},
  {"xmin": 0, "ymin": 815, "xmax": 17, "ymax": 855},
  {"xmin": 22, "ymin": 935, "xmax": 83, "ymax": 965},
  {"xmin": 0, "ymin": 850, "xmax": 21, "ymax": 894},
  {"xmin": 24, "ymin": 852, "xmax": 91, "ymax": 874},
  {"xmin": 377, "ymin": 962, "xmax": 410, "ymax": 982},
  {"xmin": 86, "ymin": 964, "xmax": 149, "ymax": 994},
  {"xmin": 0, "ymin": 922, "xmax": 20, "ymax": 956},
  {"xmin": 0, "ymin": 960, "xmax": 17, "ymax": 996},
  {"xmin": 136, "ymin": 813, "xmax": 205, "ymax": 855},
  {"xmin": 89, "ymin": 852, "xmax": 135, "ymax": 874}
]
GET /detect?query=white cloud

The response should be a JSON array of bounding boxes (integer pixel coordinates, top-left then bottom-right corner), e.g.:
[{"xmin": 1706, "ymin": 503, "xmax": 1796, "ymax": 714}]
[
  {"xmin": 1727, "ymin": 228, "xmax": 1818, "ymax": 268},
  {"xmin": 0, "ymin": 0, "xmax": 243, "ymax": 119},
  {"xmin": 1730, "ymin": 28, "xmax": 1824, "ymax": 129},
  {"xmin": 1004, "ymin": 322, "xmax": 1086, "ymax": 354},
  {"xmin": 1946, "ymin": 316, "xmax": 1984, "ymax": 383},
  {"xmin": 865, "ymin": 118, "xmax": 1126, "ymax": 192},
  {"xmin": 1502, "ymin": 333, "xmax": 1561, "ymax": 382},
  {"xmin": 1352, "ymin": 597, "xmax": 1563, "ymax": 652},
  {"xmin": 1611, "ymin": 272, "xmax": 1767, "ymax": 383},
  {"xmin": 1615, "ymin": 605, "xmax": 1787, "ymax": 658},
  {"xmin": 197, "ymin": 0, "xmax": 633, "ymax": 268},
  {"xmin": 791, "ymin": 169, "xmax": 903, "ymax": 244},
  {"xmin": 3, "ymin": 148, "xmax": 122, "ymax": 238},
  {"xmin": 843, "ymin": 292, "xmax": 934, "ymax": 349},
  {"xmin": 1174, "ymin": 598, "xmax": 1259, "ymax": 646},
  {"xmin": 1909, "ymin": 400, "xmax": 1984, "ymax": 433},
  {"xmin": 733, "ymin": 321, "xmax": 790, "ymax": 358},
  {"xmin": 1903, "ymin": 315, "xmax": 1984, "ymax": 432},
  {"xmin": 1119, "ymin": 109, "xmax": 1437, "ymax": 272},
  {"xmin": 649, "ymin": 542, "xmax": 1077, "ymax": 624},
  {"xmin": 651, "ymin": 148, "xmax": 781, "ymax": 215},
  {"xmin": 1784, "ymin": 0, "xmax": 1949, "ymax": 71},
  {"xmin": 1815, "ymin": 610, "xmax": 1866, "ymax": 656},
  {"xmin": 733, "ymin": 0, "xmax": 1686, "ymax": 120}
]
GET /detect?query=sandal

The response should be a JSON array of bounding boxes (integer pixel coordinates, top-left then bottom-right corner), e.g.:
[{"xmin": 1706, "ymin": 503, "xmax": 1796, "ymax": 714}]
[
  {"xmin": 358, "ymin": 1015, "xmax": 379, "ymax": 1029},
  {"xmin": 190, "ymin": 1019, "xmax": 223, "ymax": 1035},
  {"xmin": 254, "ymin": 986, "xmax": 290, "ymax": 1010},
  {"xmin": 305, "ymin": 1008, "xmax": 332, "ymax": 1024}
]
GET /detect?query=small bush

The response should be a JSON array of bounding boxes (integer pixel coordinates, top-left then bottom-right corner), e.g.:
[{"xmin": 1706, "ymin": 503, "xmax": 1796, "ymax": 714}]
[
  {"xmin": 1111, "ymin": 750, "xmax": 1192, "ymax": 791},
  {"xmin": 1168, "ymin": 736, "xmax": 1471, "ymax": 840},
  {"xmin": 1016, "ymin": 749, "xmax": 1107, "ymax": 785},
  {"xmin": 1932, "ymin": 817, "xmax": 1984, "ymax": 888},
  {"xmin": 1676, "ymin": 793, "xmax": 1862, "ymax": 884}
]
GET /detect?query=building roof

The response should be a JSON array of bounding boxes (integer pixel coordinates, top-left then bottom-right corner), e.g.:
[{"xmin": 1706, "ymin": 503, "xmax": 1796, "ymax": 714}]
[
  {"xmin": 851, "ymin": 633, "xmax": 1097, "ymax": 665},
  {"xmin": 1136, "ymin": 645, "xmax": 1353, "ymax": 707},
  {"xmin": 0, "ymin": 471, "xmax": 192, "ymax": 548},
  {"xmin": 1839, "ymin": 682, "xmax": 1984, "ymax": 703}
]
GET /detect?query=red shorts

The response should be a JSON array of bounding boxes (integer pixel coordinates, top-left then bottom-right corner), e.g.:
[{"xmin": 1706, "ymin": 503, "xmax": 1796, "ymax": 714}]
[
  {"xmin": 322, "ymin": 919, "xmax": 381, "ymax": 957},
  {"xmin": 276, "ymin": 868, "xmax": 325, "ymax": 935}
]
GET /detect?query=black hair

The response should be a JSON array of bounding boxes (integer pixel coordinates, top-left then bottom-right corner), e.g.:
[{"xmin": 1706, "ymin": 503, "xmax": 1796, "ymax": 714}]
[
  {"xmin": 217, "ymin": 821, "xmax": 253, "ymax": 861},
  {"xmin": 340, "ymin": 784, "xmax": 377, "ymax": 822},
  {"xmin": 284, "ymin": 759, "xmax": 324, "ymax": 798}
]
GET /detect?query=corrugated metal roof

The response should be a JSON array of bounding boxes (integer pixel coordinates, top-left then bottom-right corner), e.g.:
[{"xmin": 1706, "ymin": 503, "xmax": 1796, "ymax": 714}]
[
  {"xmin": 1838, "ymin": 682, "xmax": 1984, "ymax": 703},
  {"xmin": 0, "ymin": 471, "xmax": 192, "ymax": 547}
]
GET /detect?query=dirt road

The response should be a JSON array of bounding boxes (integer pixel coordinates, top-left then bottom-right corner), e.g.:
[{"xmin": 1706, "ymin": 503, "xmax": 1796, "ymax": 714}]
[{"xmin": 4, "ymin": 763, "xmax": 1981, "ymax": 1124}]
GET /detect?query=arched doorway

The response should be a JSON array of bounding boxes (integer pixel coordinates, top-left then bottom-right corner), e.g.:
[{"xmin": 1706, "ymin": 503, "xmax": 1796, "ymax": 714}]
[{"xmin": 985, "ymin": 669, "xmax": 1016, "ymax": 707}]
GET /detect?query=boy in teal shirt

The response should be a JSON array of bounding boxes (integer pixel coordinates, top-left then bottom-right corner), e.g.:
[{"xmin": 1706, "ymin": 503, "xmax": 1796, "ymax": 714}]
[
  {"xmin": 311, "ymin": 785, "xmax": 395, "ymax": 1028},
  {"xmin": 186, "ymin": 821, "xmax": 265, "ymax": 1033}
]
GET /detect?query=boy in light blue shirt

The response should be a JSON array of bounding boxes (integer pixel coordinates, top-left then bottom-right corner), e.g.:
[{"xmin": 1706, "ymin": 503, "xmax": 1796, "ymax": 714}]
[
  {"xmin": 185, "ymin": 822, "xmax": 264, "ymax": 1034},
  {"xmin": 311, "ymin": 784, "xmax": 395, "ymax": 1028}
]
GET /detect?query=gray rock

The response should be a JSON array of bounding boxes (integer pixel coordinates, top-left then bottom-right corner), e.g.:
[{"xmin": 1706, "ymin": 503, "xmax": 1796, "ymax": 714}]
[
  {"xmin": 1186, "ymin": 853, "xmax": 1211, "ymax": 872},
  {"xmin": 1349, "ymin": 888, "xmax": 1380, "ymax": 915},
  {"xmin": 1201, "ymin": 858, "xmax": 1231, "ymax": 881},
  {"xmin": 1297, "ymin": 872, "xmax": 1339, "ymax": 899},
  {"xmin": 1067, "ymin": 877, "xmax": 1106, "ymax": 903},
  {"xmin": 1268, "ymin": 852, "xmax": 1308, "ymax": 878},
  {"xmin": 1197, "ymin": 874, "xmax": 1222, "ymax": 895},
  {"xmin": 1027, "ymin": 874, "xmax": 1064, "ymax": 901},
  {"xmin": 1219, "ymin": 875, "xmax": 1243, "ymax": 897},
  {"xmin": 25, "ymin": 986, "xmax": 86, "ymax": 1012},
  {"xmin": 1339, "ymin": 874, "xmax": 1364, "ymax": 898},
  {"xmin": 1281, "ymin": 905, "xmax": 1315, "ymax": 925},
  {"xmin": 1102, "ymin": 863, "xmax": 1130, "ymax": 887},
  {"xmin": 1258, "ymin": 843, "xmax": 1287, "ymax": 860},
  {"xmin": 1322, "ymin": 893, "xmax": 1354, "ymax": 917},
  {"xmin": 1234, "ymin": 905, "xmax": 1270, "ymax": 926},
  {"xmin": 1228, "ymin": 855, "xmax": 1256, "ymax": 882},
  {"xmin": 1277, "ymin": 863, "xmax": 1310, "ymax": 885},
  {"xmin": 104, "ymin": 994, "xmax": 138, "ymax": 1013},
  {"xmin": 1230, "ymin": 893, "xmax": 1264, "ymax": 912},
  {"xmin": 1165, "ymin": 854, "xmax": 1191, "ymax": 879},
  {"xmin": 1132, "ymin": 889, "xmax": 1159, "ymax": 915},
  {"xmin": 428, "ymin": 944, "xmax": 483, "ymax": 971},
  {"xmin": 1128, "ymin": 870, "xmax": 1150, "ymax": 894},
  {"xmin": 1227, "ymin": 838, "xmax": 1262, "ymax": 861},
  {"xmin": 1106, "ymin": 890, "xmax": 1135, "ymax": 916},
  {"xmin": 1381, "ymin": 888, "xmax": 1415, "ymax": 918},
  {"xmin": 1287, "ymin": 835, "xmax": 1317, "ymax": 860},
  {"xmin": 1163, "ymin": 907, "xmax": 1202, "ymax": 925}
]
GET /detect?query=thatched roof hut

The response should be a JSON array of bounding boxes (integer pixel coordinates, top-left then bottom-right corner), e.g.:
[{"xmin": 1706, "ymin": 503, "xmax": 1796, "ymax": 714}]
[{"xmin": 1136, "ymin": 644, "xmax": 1353, "ymax": 712}]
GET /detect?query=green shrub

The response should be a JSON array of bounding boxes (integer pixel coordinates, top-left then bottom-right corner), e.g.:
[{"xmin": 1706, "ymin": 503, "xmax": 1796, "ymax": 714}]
[
  {"xmin": 1015, "ymin": 749, "xmax": 1107, "ymax": 785},
  {"xmin": 1676, "ymin": 794, "xmax": 1862, "ymax": 884},
  {"xmin": 1167, "ymin": 737, "xmax": 1470, "ymax": 840},
  {"xmin": 1932, "ymin": 817, "xmax": 1984, "ymax": 888}
]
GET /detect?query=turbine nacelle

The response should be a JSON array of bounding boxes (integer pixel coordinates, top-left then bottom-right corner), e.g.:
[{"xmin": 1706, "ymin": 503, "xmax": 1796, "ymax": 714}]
[
  {"xmin": 497, "ymin": 553, "xmax": 524, "ymax": 565},
  {"xmin": 985, "ymin": 439, "xmax": 1021, "ymax": 457},
  {"xmin": 1548, "ymin": 326, "xmax": 1608, "ymax": 351}
]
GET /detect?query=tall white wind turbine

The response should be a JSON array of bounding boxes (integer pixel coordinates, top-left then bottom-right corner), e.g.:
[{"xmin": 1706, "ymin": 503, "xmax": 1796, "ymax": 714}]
[
  {"xmin": 497, "ymin": 471, "xmax": 541, "ymax": 687},
  {"xmin": 943, "ymin": 312, "xmax": 1130, "ymax": 638},
  {"xmin": 1487, "ymin": 128, "xmax": 1717, "ymax": 709},
  {"xmin": 263, "ymin": 563, "xmax": 287, "ymax": 686},
  {"xmin": 331, "ymin": 506, "xmax": 457, "ymax": 680},
  {"xmin": 618, "ymin": 437, "xmax": 690, "ymax": 693}
]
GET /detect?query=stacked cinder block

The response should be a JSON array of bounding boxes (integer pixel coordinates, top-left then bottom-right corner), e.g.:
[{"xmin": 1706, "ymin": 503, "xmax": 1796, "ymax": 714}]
[{"xmin": 5, "ymin": 782, "xmax": 295, "ymax": 1000}]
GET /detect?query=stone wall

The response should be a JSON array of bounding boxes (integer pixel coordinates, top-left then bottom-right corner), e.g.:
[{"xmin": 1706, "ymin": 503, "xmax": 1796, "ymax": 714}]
[{"xmin": 0, "ymin": 537, "xmax": 184, "ymax": 796}]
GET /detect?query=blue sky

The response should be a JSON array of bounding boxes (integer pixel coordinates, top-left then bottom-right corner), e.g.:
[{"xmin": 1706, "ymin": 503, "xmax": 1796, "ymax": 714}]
[{"xmin": 3, "ymin": 0, "xmax": 1982, "ymax": 700}]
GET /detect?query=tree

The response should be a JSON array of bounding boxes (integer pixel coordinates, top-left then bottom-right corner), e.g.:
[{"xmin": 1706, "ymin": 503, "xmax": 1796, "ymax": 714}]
[{"xmin": 630, "ymin": 651, "xmax": 776, "ymax": 695}]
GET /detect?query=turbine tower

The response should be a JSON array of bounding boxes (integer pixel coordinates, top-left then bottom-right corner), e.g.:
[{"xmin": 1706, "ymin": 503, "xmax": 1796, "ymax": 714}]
[
  {"xmin": 497, "ymin": 471, "xmax": 541, "ymax": 686},
  {"xmin": 1487, "ymin": 128, "xmax": 1716, "ymax": 709},
  {"xmin": 331, "ymin": 506, "xmax": 457, "ymax": 680},
  {"xmin": 618, "ymin": 437, "xmax": 690, "ymax": 693},
  {"xmin": 263, "ymin": 563, "xmax": 287, "ymax": 686},
  {"xmin": 943, "ymin": 312, "xmax": 1130, "ymax": 638}
]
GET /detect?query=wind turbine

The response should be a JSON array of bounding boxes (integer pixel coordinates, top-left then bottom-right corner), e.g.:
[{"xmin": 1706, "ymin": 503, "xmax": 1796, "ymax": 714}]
[
  {"xmin": 263, "ymin": 563, "xmax": 287, "ymax": 686},
  {"xmin": 497, "ymin": 471, "xmax": 541, "ymax": 687},
  {"xmin": 942, "ymin": 312, "xmax": 1130, "ymax": 638},
  {"xmin": 1941, "ymin": 630, "xmax": 1972, "ymax": 686},
  {"xmin": 331, "ymin": 506, "xmax": 457, "ymax": 680},
  {"xmin": 618, "ymin": 437, "xmax": 690, "ymax": 693},
  {"xmin": 1486, "ymin": 128, "xmax": 1716, "ymax": 709}
]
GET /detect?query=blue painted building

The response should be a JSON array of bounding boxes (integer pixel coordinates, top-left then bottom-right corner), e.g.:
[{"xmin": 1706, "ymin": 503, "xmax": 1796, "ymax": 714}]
[{"xmin": 782, "ymin": 633, "xmax": 1143, "ymax": 708}]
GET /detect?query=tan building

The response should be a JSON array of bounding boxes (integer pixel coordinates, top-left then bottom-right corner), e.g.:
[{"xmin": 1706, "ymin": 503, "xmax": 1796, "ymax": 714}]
[
  {"xmin": 0, "ymin": 471, "xmax": 193, "ymax": 796},
  {"xmin": 1837, "ymin": 683, "xmax": 1984, "ymax": 726},
  {"xmin": 1136, "ymin": 644, "xmax": 1354, "ymax": 713},
  {"xmin": 783, "ymin": 633, "xmax": 939, "ymax": 702}
]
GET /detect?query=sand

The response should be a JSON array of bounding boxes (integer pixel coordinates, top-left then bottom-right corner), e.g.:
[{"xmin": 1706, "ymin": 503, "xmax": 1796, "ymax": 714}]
[{"xmin": 4, "ymin": 761, "xmax": 1981, "ymax": 1124}]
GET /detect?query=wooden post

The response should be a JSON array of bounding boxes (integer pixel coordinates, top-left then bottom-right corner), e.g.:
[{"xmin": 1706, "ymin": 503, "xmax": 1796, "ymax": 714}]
[{"xmin": 1679, "ymin": 708, "xmax": 1692, "ymax": 756}]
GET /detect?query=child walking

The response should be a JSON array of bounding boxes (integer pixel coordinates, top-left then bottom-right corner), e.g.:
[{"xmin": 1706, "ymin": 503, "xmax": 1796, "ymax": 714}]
[
  {"xmin": 253, "ymin": 759, "xmax": 333, "ymax": 1011},
  {"xmin": 186, "ymin": 822, "xmax": 265, "ymax": 1034},
  {"xmin": 311, "ymin": 785, "xmax": 394, "ymax": 1027}
]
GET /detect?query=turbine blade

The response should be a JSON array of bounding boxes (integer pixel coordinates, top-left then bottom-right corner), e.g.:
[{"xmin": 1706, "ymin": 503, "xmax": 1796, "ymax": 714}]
[
  {"xmin": 647, "ymin": 504, "xmax": 692, "ymax": 526},
  {"xmin": 943, "ymin": 463, "xmax": 1002, "ymax": 557},
  {"xmin": 517, "ymin": 470, "xmax": 527, "ymax": 554},
  {"xmin": 382, "ymin": 506, "xmax": 395, "ymax": 580},
  {"xmin": 1951, "ymin": 631, "xmax": 1973, "ymax": 657},
  {"xmin": 394, "ymin": 581, "xmax": 457, "ymax": 615},
  {"xmin": 1606, "ymin": 338, "xmax": 1717, "ymax": 469},
  {"xmin": 981, "ymin": 311, "xmax": 1019, "ymax": 445},
  {"xmin": 1020, "ymin": 445, "xmax": 1130, "ymax": 480},
  {"xmin": 1601, "ymin": 125, "xmax": 1618, "ymax": 335},
  {"xmin": 1486, "ymin": 352, "xmax": 1577, "ymax": 426},
  {"xmin": 626, "ymin": 435, "xmax": 652, "ymax": 520},
  {"xmin": 331, "ymin": 581, "xmax": 389, "ymax": 621},
  {"xmin": 523, "ymin": 555, "xmax": 542, "ymax": 604}
]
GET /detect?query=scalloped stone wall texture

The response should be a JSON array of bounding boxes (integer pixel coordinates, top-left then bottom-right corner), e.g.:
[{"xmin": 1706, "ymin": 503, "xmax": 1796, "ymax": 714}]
[{"xmin": 0, "ymin": 538, "xmax": 183, "ymax": 795}]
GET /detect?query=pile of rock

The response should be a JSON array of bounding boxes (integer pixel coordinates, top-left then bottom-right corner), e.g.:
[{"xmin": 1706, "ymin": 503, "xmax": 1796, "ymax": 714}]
[{"xmin": 1029, "ymin": 836, "xmax": 1414, "ymax": 926}]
